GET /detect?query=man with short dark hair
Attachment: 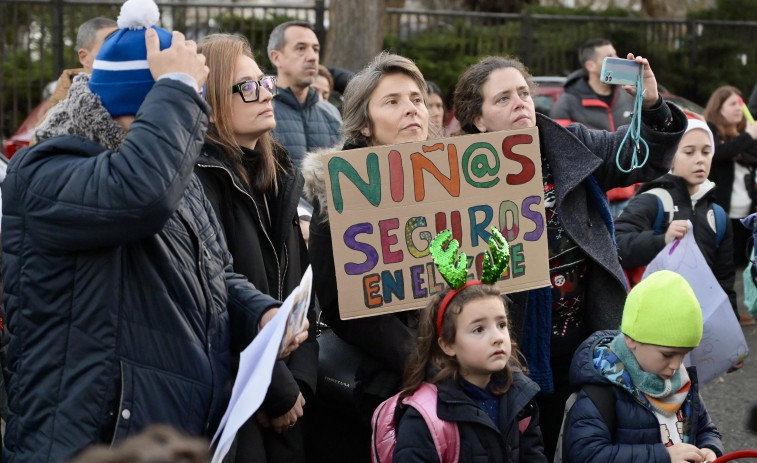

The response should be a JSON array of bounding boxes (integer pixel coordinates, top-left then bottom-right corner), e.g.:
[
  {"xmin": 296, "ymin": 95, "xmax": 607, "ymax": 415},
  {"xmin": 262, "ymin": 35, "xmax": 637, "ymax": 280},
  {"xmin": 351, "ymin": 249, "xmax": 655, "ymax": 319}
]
[
  {"xmin": 76, "ymin": 17, "xmax": 118, "ymax": 72},
  {"xmin": 268, "ymin": 21, "xmax": 341, "ymax": 168},
  {"xmin": 552, "ymin": 38, "xmax": 635, "ymax": 131},
  {"xmin": 552, "ymin": 38, "xmax": 638, "ymax": 217}
]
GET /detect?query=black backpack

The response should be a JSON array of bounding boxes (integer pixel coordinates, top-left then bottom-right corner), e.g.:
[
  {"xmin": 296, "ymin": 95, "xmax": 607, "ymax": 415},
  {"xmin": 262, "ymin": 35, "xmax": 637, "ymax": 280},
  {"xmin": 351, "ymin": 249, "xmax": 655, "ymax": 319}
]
[{"xmin": 553, "ymin": 384, "xmax": 615, "ymax": 463}]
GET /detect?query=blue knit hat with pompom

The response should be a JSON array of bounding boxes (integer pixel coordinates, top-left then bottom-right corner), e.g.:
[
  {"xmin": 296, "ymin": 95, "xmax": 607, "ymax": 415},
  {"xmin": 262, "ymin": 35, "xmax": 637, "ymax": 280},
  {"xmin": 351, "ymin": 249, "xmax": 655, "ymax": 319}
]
[{"xmin": 89, "ymin": 0, "xmax": 173, "ymax": 117}]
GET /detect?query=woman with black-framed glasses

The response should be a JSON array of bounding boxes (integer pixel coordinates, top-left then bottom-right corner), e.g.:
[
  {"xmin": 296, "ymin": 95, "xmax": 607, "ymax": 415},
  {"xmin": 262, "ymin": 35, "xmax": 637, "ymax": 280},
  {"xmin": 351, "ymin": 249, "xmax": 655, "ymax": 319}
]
[
  {"xmin": 195, "ymin": 34, "xmax": 315, "ymax": 463},
  {"xmin": 231, "ymin": 75, "xmax": 278, "ymax": 102}
]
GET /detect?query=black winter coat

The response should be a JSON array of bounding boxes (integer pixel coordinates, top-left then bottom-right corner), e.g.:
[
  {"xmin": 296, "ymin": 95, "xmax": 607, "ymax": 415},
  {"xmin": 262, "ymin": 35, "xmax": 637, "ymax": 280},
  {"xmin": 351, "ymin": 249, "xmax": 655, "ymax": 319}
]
[
  {"xmin": 303, "ymin": 142, "xmax": 415, "ymax": 378},
  {"xmin": 615, "ymin": 174, "xmax": 737, "ymax": 310},
  {"xmin": 1, "ymin": 80, "xmax": 279, "ymax": 463},
  {"xmin": 506, "ymin": 106, "xmax": 687, "ymax": 346},
  {"xmin": 195, "ymin": 141, "xmax": 317, "ymax": 462},
  {"xmin": 394, "ymin": 374, "xmax": 547, "ymax": 463}
]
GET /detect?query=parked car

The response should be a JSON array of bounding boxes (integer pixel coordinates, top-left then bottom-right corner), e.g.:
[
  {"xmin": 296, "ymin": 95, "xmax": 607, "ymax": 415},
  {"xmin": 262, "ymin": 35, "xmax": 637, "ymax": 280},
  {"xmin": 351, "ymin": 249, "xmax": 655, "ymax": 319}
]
[{"xmin": 2, "ymin": 81, "xmax": 56, "ymax": 158}]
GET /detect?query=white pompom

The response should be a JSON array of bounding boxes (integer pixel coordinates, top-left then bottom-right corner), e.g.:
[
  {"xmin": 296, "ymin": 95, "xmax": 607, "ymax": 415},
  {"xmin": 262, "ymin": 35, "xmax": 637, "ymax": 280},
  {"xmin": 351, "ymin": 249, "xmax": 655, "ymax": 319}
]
[{"xmin": 117, "ymin": 0, "xmax": 160, "ymax": 30}]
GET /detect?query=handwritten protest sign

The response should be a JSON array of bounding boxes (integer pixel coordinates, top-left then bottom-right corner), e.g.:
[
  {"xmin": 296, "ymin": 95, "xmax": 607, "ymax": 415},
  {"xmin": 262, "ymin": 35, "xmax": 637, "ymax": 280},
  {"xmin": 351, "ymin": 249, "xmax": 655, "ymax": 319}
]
[{"xmin": 324, "ymin": 128, "xmax": 550, "ymax": 319}]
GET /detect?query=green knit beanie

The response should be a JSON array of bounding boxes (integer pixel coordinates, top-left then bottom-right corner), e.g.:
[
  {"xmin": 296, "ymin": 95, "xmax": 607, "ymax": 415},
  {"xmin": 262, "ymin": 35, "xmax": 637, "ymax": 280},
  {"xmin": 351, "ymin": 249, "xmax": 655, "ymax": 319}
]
[{"xmin": 621, "ymin": 270, "xmax": 703, "ymax": 348}]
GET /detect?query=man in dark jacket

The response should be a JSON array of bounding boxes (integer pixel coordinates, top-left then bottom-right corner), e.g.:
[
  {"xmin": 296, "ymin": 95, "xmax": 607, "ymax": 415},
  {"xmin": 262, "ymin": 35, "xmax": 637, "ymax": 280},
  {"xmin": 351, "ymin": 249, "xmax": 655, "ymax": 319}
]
[
  {"xmin": 552, "ymin": 38, "xmax": 639, "ymax": 218},
  {"xmin": 552, "ymin": 38, "xmax": 635, "ymax": 131},
  {"xmin": 47, "ymin": 17, "xmax": 118, "ymax": 110},
  {"xmin": 267, "ymin": 21, "xmax": 341, "ymax": 168},
  {"xmin": 1, "ymin": 5, "xmax": 303, "ymax": 462}
]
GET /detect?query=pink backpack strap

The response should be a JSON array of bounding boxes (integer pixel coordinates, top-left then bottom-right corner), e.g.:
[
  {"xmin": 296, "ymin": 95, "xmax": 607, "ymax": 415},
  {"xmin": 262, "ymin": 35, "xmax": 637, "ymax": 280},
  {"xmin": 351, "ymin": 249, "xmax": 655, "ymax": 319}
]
[
  {"xmin": 518, "ymin": 416, "xmax": 532, "ymax": 434},
  {"xmin": 403, "ymin": 383, "xmax": 460, "ymax": 463},
  {"xmin": 371, "ymin": 393, "xmax": 401, "ymax": 463}
]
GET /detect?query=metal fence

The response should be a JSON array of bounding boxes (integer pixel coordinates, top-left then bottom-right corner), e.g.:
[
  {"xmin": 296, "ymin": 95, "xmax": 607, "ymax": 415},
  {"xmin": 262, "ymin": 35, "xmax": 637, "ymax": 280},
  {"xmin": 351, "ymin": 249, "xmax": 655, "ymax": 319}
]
[
  {"xmin": 3, "ymin": 0, "xmax": 757, "ymax": 140},
  {"xmin": 386, "ymin": 9, "xmax": 757, "ymax": 106},
  {"xmin": 0, "ymin": 0, "xmax": 326, "ymax": 139}
]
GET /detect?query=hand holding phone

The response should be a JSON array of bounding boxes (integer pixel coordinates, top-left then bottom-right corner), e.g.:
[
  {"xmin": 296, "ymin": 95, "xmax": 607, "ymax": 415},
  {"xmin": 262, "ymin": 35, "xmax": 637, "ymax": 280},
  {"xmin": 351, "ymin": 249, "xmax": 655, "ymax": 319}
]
[{"xmin": 600, "ymin": 57, "xmax": 642, "ymax": 86}]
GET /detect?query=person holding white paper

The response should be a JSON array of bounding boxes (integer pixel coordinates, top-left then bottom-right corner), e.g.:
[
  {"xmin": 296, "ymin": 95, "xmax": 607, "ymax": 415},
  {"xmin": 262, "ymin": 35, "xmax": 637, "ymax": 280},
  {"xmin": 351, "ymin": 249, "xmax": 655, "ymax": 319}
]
[
  {"xmin": 1, "ymin": 2, "xmax": 303, "ymax": 461},
  {"xmin": 195, "ymin": 34, "xmax": 315, "ymax": 463},
  {"xmin": 615, "ymin": 116, "xmax": 738, "ymax": 321},
  {"xmin": 301, "ymin": 52, "xmax": 440, "ymax": 461}
]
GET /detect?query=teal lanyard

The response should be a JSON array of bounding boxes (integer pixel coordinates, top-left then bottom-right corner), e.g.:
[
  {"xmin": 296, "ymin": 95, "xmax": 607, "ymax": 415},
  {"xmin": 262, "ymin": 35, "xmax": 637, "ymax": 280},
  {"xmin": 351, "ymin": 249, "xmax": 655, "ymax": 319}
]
[{"xmin": 615, "ymin": 66, "xmax": 649, "ymax": 173}]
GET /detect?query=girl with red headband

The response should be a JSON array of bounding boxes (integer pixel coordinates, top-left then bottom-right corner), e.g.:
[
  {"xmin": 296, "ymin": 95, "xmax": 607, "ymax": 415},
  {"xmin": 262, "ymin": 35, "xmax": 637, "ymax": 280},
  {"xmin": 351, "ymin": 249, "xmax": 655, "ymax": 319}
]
[{"xmin": 388, "ymin": 229, "xmax": 548, "ymax": 462}]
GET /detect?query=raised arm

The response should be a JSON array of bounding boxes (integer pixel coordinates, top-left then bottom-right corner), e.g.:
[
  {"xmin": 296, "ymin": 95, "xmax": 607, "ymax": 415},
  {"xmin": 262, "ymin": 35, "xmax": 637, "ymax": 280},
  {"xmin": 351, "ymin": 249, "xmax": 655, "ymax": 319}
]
[{"xmin": 6, "ymin": 31, "xmax": 210, "ymax": 252}]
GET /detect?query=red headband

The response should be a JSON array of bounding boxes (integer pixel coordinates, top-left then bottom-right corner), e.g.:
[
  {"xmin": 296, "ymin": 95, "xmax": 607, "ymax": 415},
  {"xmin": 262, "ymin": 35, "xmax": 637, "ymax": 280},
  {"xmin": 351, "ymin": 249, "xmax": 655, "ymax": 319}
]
[{"xmin": 436, "ymin": 280, "xmax": 484, "ymax": 336}]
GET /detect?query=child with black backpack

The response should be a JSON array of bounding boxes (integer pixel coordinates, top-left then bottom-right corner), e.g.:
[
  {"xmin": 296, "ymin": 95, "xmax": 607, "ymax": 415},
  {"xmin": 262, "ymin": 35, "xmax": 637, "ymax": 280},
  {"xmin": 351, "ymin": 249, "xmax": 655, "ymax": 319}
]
[
  {"xmin": 372, "ymin": 229, "xmax": 547, "ymax": 463},
  {"xmin": 615, "ymin": 116, "xmax": 737, "ymax": 317},
  {"xmin": 563, "ymin": 270, "xmax": 723, "ymax": 463}
]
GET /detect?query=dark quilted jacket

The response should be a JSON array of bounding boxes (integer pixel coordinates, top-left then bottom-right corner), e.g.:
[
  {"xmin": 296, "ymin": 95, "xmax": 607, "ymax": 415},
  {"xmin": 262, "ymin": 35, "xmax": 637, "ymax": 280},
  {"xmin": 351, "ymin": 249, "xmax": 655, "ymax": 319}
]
[
  {"xmin": 615, "ymin": 174, "xmax": 736, "ymax": 310},
  {"xmin": 1, "ymin": 80, "xmax": 278, "ymax": 462},
  {"xmin": 271, "ymin": 86, "xmax": 341, "ymax": 167},
  {"xmin": 564, "ymin": 330, "xmax": 723, "ymax": 463},
  {"xmin": 551, "ymin": 69, "xmax": 635, "ymax": 131}
]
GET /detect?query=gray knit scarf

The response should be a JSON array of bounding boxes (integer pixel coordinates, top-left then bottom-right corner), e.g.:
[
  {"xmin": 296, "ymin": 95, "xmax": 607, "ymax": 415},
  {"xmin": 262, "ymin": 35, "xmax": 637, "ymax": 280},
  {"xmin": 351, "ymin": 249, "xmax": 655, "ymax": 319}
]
[{"xmin": 34, "ymin": 72, "xmax": 126, "ymax": 151}]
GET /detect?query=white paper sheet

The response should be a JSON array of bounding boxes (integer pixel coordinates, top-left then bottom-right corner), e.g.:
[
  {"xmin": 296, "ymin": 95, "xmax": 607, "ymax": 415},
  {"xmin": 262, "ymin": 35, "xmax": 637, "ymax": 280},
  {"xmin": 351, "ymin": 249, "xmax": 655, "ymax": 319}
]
[
  {"xmin": 211, "ymin": 266, "xmax": 313, "ymax": 462},
  {"xmin": 642, "ymin": 222, "xmax": 749, "ymax": 384}
]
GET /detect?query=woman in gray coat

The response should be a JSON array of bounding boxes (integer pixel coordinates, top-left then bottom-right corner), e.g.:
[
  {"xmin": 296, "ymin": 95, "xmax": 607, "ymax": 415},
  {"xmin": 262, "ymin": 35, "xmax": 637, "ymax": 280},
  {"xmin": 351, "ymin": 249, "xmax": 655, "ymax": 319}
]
[{"xmin": 452, "ymin": 54, "xmax": 686, "ymax": 460}]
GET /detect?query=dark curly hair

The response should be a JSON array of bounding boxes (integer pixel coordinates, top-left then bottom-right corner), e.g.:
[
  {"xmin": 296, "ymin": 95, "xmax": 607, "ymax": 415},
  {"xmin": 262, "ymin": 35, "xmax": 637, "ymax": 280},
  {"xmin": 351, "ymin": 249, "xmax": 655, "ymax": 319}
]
[{"xmin": 453, "ymin": 56, "xmax": 535, "ymax": 135}]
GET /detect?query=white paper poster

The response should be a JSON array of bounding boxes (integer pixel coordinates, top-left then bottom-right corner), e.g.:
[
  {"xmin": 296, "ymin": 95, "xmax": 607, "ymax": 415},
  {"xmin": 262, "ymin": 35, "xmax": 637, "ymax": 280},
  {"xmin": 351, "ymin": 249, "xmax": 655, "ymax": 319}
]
[{"xmin": 643, "ymin": 222, "xmax": 749, "ymax": 384}]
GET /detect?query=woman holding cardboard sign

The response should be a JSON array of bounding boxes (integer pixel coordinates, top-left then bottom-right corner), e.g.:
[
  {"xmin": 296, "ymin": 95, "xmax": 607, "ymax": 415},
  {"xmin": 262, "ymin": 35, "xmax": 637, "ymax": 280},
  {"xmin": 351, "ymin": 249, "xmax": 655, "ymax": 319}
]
[
  {"xmin": 452, "ymin": 54, "xmax": 687, "ymax": 460},
  {"xmin": 301, "ymin": 52, "xmax": 440, "ymax": 461},
  {"xmin": 194, "ymin": 34, "xmax": 315, "ymax": 463}
]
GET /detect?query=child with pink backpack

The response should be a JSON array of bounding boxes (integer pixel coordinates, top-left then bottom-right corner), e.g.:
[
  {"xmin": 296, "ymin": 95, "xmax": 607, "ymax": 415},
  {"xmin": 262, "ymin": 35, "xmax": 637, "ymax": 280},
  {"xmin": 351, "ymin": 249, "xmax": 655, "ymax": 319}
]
[{"xmin": 372, "ymin": 229, "xmax": 548, "ymax": 462}]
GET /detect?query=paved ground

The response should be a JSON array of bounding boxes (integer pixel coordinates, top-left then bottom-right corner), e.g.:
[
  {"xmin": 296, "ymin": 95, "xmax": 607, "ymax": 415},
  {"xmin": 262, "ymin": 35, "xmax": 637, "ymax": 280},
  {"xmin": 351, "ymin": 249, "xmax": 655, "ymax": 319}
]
[
  {"xmin": 702, "ymin": 323, "xmax": 757, "ymax": 457},
  {"xmin": 700, "ymin": 268, "xmax": 757, "ymax": 459}
]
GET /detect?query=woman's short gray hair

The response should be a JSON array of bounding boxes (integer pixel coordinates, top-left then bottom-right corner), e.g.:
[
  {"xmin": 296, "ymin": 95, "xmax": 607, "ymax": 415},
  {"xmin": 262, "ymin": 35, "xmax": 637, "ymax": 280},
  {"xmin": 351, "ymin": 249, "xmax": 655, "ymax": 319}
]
[{"xmin": 342, "ymin": 52, "xmax": 435, "ymax": 147}]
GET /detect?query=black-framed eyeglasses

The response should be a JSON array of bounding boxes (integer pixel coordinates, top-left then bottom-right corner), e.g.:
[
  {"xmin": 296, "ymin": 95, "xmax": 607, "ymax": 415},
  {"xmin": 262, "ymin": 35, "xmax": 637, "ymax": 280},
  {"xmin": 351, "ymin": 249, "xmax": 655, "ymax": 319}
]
[{"xmin": 231, "ymin": 76, "xmax": 278, "ymax": 103}]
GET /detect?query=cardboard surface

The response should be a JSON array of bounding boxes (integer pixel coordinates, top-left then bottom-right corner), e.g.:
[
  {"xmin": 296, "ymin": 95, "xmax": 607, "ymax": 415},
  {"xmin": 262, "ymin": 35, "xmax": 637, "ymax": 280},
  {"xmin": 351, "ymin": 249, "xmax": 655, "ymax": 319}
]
[{"xmin": 324, "ymin": 128, "xmax": 550, "ymax": 319}]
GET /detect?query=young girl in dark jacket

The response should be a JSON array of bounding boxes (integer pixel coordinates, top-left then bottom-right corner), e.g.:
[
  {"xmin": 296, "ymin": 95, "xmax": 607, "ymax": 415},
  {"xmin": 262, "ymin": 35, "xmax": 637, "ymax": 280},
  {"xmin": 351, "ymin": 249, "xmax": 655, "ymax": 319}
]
[
  {"xmin": 615, "ymin": 117, "xmax": 738, "ymax": 318},
  {"xmin": 393, "ymin": 283, "xmax": 547, "ymax": 463},
  {"xmin": 195, "ymin": 34, "xmax": 316, "ymax": 463}
]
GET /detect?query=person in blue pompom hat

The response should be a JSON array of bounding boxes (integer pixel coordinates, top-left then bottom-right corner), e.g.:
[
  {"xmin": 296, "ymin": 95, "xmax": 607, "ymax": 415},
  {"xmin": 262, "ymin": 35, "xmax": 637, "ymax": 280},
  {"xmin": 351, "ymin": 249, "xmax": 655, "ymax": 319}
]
[
  {"xmin": 88, "ymin": 0, "xmax": 175, "ymax": 117},
  {"xmin": 0, "ymin": 0, "xmax": 309, "ymax": 461}
]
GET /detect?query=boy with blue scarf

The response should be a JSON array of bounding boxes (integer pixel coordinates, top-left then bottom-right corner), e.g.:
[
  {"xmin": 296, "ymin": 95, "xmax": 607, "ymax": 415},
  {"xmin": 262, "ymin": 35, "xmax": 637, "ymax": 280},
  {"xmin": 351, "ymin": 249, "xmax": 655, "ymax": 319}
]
[{"xmin": 564, "ymin": 270, "xmax": 723, "ymax": 463}]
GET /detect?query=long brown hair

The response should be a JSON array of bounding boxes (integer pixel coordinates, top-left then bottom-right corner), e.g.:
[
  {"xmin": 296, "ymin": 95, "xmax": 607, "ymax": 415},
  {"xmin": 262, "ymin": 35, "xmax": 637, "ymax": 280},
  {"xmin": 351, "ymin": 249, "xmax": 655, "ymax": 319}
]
[
  {"xmin": 703, "ymin": 85, "xmax": 745, "ymax": 139},
  {"xmin": 400, "ymin": 284, "xmax": 524, "ymax": 401},
  {"xmin": 453, "ymin": 56, "xmax": 535, "ymax": 135},
  {"xmin": 198, "ymin": 33, "xmax": 283, "ymax": 193}
]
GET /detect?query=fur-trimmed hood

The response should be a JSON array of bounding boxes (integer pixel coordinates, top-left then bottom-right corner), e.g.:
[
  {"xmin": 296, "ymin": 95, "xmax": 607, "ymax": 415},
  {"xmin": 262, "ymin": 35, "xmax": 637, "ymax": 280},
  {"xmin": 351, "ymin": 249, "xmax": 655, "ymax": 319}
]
[
  {"xmin": 300, "ymin": 142, "xmax": 344, "ymax": 222},
  {"xmin": 34, "ymin": 72, "xmax": 126, "ymax": 151}
]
